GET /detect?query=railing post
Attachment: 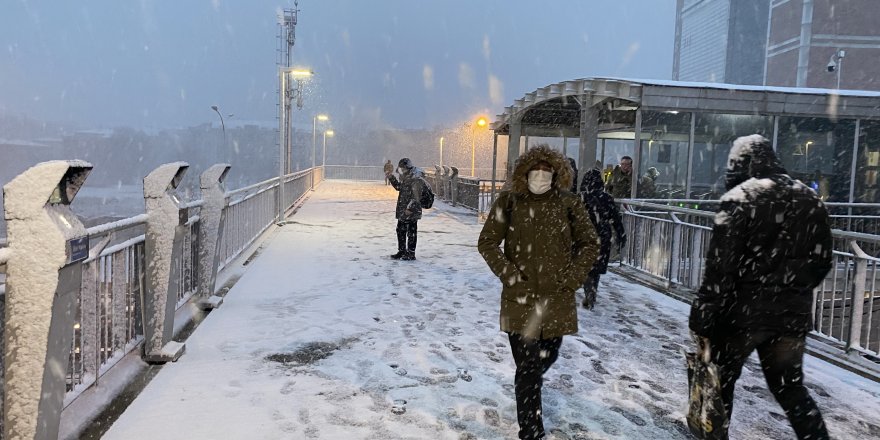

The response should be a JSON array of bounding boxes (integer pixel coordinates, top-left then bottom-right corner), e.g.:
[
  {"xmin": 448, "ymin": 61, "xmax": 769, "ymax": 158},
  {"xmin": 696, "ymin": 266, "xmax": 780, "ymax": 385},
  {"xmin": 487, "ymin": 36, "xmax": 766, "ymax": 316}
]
[
  {"xmin": 668, "ymin": 213, "xmax": 683, "ymax": 285},
  {"xmin": 690, "ymin": 230, "xmax": 704, "ymax": 289},
  {"xmin": 847, "ymin": 239, "xmax": 868, "ymax": 351},
  {"xmin": 442, "ymin": 166, "xmax": 451, "ymax": 200},
  {"xmin": 142, "ymin": 162, "xmax": 189, "ymax": 363},
  {"xmin": 450, "ymin": 167, "xmax": 460, "ymax": 207},
  {"xmin": 197, "ymin": 164, "xmax": 231, "ymax": 310},
  {"xmin": 2, "ymin": 160, "xmax": 93, "ymax": 440}
]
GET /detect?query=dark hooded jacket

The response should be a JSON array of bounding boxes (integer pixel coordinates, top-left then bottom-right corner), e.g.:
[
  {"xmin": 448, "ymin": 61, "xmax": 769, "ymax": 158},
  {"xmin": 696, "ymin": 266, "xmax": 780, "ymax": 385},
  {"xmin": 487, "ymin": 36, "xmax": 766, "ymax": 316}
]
[
  {"xmin": 388, "ymin": 158, "xmax": 423, "ymax": 221},
  {"xmin": 567, "ymin": 158, "xmax": 579, "ymax": 194},
  {"xmin": 478, "ymin": 145, "xmax": 600, "ymax": 339},
  {"xmin": 580, "ymin": 169, "xmax": 626, "ymax": 276},
  {"xmin": 689, "ymin": 135, "xmax": 833, "ymax": 336}
]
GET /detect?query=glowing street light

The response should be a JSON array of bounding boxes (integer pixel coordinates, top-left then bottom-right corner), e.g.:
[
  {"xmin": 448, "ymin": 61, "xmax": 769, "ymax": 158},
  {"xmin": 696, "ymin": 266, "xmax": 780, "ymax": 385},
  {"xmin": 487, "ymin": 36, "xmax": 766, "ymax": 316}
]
[
  {"xmin": 278, "ymin": 66, "xmax": 314, "ymax": 222},
  {"xmin": 322, "ymin": 129, "xmax": 335, "ymax": 168},
  {"xmin": 313, "ymin": 114, "xmax": 329, "ymax": 170},
  {"xmin": 472, "ymin": 117, "xmax": 488, "ymax": 177}
]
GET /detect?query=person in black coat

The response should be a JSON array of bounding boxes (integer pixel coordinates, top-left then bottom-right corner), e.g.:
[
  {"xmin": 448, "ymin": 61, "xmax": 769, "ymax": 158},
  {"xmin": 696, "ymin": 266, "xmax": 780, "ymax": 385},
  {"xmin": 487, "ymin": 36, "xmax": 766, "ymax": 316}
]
[
  {"xmin": 579, "ymin": 168, "xmax": 626, "ymax": 309},
  {"xmin": 689, "ymin": 134, "xmax": 833, "ymax": 439},
  {"xmin": 386, "ymin": 158, "xmax": 423, "ymax": 260}
]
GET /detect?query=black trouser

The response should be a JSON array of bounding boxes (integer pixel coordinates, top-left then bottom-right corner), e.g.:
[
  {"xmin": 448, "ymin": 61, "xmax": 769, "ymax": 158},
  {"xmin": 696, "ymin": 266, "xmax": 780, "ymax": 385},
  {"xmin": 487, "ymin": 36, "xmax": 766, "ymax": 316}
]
[
  {"xmin": 507, "ymin": 332, "xmax": 563, "ymax": 440},
  {"xmin": 710, "ymin": 330, "xmax": 829, "ymax": 440},
  {"xmin": 583, "ymin": 274, "xmax": 600, "ymax": 293},
  {"xmin": 396, "ymin": 220, "xmax": 418, "ymax": 254}
]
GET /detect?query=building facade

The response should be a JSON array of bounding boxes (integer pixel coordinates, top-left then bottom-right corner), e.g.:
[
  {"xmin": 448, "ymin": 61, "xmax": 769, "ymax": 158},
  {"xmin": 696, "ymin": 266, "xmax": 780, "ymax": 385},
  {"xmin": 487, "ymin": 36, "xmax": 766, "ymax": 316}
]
[
  {"xmin": 765, "ymin": 0, "xmax": 880, "ymax": 90},
  {"xmin": 673, "ymin": 0, "xmax": 770, "ymax": 85}
]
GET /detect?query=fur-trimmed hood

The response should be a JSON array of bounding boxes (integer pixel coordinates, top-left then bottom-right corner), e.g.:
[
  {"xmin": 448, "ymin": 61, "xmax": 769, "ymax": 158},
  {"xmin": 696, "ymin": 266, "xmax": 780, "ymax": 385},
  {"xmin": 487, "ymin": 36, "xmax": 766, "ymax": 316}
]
[{"xmin": 510, "ymin": 144, "xmax": 574, "ymax": 195}]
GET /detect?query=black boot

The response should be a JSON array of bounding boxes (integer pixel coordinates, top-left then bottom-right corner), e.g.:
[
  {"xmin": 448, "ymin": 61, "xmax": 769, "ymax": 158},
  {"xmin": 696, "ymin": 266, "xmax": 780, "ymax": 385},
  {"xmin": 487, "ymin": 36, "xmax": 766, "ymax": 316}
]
[
  {"xmin": 401, "ymin": 252, "xmax": 416, "ymax": 261},
  {"xmin": 390, "ymin": 251, "xmax": 405, "ymax": 260}
]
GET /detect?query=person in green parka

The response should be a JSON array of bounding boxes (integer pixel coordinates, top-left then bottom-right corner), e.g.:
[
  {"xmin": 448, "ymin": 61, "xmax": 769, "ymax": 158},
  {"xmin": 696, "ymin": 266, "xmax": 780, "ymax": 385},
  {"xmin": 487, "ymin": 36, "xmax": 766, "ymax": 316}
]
[{"xmin": 478, "ymin": 145, "xmax": 599, "ymax": 440}]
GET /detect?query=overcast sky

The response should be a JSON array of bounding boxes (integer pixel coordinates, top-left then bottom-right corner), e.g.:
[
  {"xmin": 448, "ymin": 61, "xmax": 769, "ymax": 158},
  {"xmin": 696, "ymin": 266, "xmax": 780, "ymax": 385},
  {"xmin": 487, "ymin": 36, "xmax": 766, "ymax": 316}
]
[{"xmin": 0, "ymin": 0, "xmax": 675, "ymax": 131}]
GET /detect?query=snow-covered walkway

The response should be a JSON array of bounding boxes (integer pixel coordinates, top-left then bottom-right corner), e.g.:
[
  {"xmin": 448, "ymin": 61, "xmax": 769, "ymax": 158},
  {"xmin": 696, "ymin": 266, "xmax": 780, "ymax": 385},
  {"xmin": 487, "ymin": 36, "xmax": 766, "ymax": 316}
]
[{"xmin": 104, "ymin": 181, "xmax": 880, "ymax": 440}]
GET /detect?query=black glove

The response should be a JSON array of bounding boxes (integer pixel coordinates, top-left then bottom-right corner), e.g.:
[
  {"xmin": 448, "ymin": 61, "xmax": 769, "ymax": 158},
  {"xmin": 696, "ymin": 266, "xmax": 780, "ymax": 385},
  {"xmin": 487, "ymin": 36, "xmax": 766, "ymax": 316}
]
[{"xmin": 688, "ymin": 298, "xmax": 722, "ymax": 338}]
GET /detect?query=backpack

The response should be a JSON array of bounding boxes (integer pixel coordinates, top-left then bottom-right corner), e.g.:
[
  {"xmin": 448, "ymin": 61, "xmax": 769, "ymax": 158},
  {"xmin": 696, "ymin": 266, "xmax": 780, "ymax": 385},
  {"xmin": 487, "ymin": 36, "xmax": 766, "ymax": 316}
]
[{"xmin": 419, "ymin": 178, "xmax": 434, "ymax": 209}]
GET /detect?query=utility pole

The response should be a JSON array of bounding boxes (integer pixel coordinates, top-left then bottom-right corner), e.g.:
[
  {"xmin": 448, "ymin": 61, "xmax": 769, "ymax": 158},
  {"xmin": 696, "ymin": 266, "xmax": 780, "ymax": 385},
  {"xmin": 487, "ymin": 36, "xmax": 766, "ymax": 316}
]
[{"xmin": 278, "ymin": 3, "xmax": 299, "ymax": 174}]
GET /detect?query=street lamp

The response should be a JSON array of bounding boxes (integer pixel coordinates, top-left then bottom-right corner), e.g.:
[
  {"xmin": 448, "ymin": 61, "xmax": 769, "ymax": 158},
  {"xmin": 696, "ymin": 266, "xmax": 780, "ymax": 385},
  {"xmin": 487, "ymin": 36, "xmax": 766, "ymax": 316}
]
[
  {"xmin": 313, "ymin": 114, "xmax": 329, "ymax": 170},
  {"xmin": 278, "ymin": 67, "xmax": 313, "ymax": 222},
  {"xmin": 472, "ymin": 117, "xmax": 488, "ymax": 177},
  {"xmin": 805, "ymin": 141, "xmax": 813, "ymax": 170},
  {"xmin": 826, "ymin": 49, "xmax": 846, "ymax": 89},
  {"xmin": 322, "ymin": 129, "xmax": 334, "ymax": 168},
  {"xmin": 211, "ymin": 105, "xmax": 226, "ymax": 162},
  {"xmin": 439, "ymin": 137, "xmax": 445, "ymax": 169}
]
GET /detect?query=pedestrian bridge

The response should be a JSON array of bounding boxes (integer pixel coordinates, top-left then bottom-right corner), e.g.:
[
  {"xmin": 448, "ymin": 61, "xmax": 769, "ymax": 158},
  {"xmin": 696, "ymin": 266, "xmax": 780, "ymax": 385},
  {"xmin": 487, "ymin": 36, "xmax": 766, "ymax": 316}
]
[{"xmin": 1, "ymin": 163, "xmax": 880, "ymax": 439}]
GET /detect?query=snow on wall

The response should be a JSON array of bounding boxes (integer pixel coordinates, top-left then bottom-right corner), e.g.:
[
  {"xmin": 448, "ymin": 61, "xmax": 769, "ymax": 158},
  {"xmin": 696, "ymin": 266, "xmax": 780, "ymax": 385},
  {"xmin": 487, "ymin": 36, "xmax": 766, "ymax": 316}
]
[
  {"xmin": 143, "ymin": 163, "xmax": 188, "ymax": 354},
  {"xmin": 2, "ymin": 161, "xmax": 89, "ymax": 438}
]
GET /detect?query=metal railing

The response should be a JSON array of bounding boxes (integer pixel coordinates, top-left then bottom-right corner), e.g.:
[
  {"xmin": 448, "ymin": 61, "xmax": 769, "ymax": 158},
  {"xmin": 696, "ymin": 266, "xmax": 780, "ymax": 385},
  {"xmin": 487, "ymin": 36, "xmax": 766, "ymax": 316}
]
[
  {"xmin": 423, "ymin": 169, "xmax": 504, "ymax": 216},
  {"xmin": 618, "ymin": 200, "xmax": 880, "ymax": 359},
  {"xmin": 323, "ymin": 165, "xmax": 384, "ymax": 181},
  {"xmin": 1, "ymin": 165, "xmax": 325, "ymax": 420}
]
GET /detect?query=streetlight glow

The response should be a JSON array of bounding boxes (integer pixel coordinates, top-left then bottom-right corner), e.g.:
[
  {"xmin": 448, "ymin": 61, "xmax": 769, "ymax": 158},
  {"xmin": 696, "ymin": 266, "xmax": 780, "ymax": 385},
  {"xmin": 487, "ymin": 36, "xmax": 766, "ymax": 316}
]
[
  {"xmin": 322, "ymin": 129, "xmax": 335, "ymax": 168},
  {"xmin": 289, "ymin": 69, "xmax": 313, "ymax": 77},
  {"xmin": 471, "ymin": 116, "xmax": 489, "ymax": 176},
  {"xmin": 313, "ymin": 114, "xmax": 330, "ymax": 173}
]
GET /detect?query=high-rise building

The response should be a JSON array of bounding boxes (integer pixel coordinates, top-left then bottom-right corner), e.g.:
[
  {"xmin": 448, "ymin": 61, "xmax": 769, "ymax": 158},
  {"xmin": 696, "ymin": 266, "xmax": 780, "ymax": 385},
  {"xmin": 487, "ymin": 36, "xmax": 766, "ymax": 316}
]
[
  {"xmin": 672, "ymin": 0, "xmax": 771, "ymax": 85},
  {"xmin": 764, "ymin": 0, "xmax": 880, "ymax": 90}
]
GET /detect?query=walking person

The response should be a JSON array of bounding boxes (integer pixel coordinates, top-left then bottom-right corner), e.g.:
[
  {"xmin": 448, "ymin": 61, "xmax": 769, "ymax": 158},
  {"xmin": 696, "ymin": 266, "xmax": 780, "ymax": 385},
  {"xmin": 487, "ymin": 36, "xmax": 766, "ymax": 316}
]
[
  {"xmin": 605, "ymin": 156, "xmax": 633, "ymax": 199},
  {"xmin": 637, "ymin": 167, "xmax": 659, "ymax": 198},
  {"xmin": 386, "ymin": 158, "xmax": 423, "ymax": 260},
  {"xmin": 383, "ymin": 159, "xmax": 394, "ymax": 185},
  {"xmin": 689, "ymin": 135, "xmax": 833, "ymax": 439},
  {"xmin": 478, "ymin": 145, "xmax": 599, "ymax": 439},
  {"xmin": 578, "ymin": 168, "xmax": 626, "ymax": 309}
]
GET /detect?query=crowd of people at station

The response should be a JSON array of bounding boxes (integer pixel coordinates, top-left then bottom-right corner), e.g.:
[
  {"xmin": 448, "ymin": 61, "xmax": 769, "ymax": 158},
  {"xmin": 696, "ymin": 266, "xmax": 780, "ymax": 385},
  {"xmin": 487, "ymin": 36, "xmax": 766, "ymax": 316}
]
[{"xmin": 384, "ymin": 134, "xmax": 833, "ymax": 439}]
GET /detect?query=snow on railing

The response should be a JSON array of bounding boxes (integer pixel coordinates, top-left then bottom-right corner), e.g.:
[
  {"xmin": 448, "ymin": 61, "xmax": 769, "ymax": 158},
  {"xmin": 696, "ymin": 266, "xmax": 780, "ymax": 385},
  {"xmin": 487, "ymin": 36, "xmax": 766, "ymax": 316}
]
[{"xmin": 618, "ymin": 201, "xmax": 880, "ymax": 360}]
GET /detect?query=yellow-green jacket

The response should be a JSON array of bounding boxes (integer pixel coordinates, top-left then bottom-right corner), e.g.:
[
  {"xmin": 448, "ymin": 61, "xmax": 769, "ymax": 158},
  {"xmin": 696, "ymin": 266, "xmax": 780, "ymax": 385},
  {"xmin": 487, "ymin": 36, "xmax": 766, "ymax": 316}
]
[{"xmin": 478, "ymin": 146, "xmax": 599, "ymax": 338}]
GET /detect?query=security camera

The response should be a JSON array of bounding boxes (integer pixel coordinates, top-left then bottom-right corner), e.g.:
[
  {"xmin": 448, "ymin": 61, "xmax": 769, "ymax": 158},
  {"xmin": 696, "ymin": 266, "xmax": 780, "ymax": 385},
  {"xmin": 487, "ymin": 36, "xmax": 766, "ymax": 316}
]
[{"xmin": 827, "ymin": 59, "xmax": 837, "ymax": 72}]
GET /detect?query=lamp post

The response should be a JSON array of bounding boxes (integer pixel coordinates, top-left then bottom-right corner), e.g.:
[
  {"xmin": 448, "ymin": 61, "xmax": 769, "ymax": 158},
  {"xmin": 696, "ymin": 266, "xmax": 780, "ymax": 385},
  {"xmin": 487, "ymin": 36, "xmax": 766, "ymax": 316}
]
[
  {"xmin": 827, "ymin": 49, "xmax": 846, "ymax": 89},
  {"xmin": 471, "ymin": 117, "xmax": 488, "ymax": 177},
  {"xmin": 211, "ymin": 105, "xmax": 226, "ymax": 162},
  {"xmin": 313, "ymin": 114, "xmax": 329, "ymax": 170},
  {"xmin": 805, "ymin": 141, "xmax": 813, "ymax": 170},
  {"xmin": 439, "ymin": 137, "xmax": 444, "ymax": 169},
  {"xmin": 278, "ymin": 67, "xmax": 313, "ymax": 222},
  {"xmin": 322, "ymin": 129, "xmax": 334, "ymax": 168}
]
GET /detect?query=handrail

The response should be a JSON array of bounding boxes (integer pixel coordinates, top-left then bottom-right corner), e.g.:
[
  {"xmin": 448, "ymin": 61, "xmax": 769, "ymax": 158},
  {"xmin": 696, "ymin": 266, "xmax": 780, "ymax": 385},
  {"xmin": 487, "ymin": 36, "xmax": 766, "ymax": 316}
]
[{"xmin": 85, "ymin": 213, "xmax": 149, "ymax": 236}]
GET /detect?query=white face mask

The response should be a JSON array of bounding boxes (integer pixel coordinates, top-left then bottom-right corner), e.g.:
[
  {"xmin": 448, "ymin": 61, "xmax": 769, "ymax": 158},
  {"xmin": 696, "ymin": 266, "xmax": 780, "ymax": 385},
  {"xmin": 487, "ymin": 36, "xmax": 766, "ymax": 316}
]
[{"xmin": 527, "ymin": 170, "xmax": 553, "ymax": 194}]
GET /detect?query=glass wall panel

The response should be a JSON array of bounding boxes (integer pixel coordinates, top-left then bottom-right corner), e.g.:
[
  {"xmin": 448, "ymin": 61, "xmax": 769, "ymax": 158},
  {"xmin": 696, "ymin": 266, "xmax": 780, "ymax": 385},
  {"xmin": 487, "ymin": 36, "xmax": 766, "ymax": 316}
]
[
  {"xmin": 856, "ymin": 120, "xmax": 880, "ymax": 203},
  {"xmin": 776, "ymin": 117, "xmax": 855, "ymax": 202},
  {"xmin": 691, "ymin": 113, "xmax": 773, "ymax": 199},
  {"xmin": 638, "ymin": 111, "xmax": 691, "ymax": 198}
]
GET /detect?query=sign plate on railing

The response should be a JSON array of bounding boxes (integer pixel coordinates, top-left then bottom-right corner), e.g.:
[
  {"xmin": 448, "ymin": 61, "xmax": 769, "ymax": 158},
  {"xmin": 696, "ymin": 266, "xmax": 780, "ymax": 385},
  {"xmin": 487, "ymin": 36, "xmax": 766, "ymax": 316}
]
[{"xmin": 66, "ymin": 236, "xmax": 89, "ymax": 264}]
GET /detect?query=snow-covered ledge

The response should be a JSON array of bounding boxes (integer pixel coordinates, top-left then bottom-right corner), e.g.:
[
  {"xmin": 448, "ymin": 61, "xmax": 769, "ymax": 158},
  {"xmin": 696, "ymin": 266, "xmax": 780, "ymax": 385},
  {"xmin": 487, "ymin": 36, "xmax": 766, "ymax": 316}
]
[
  {"xmin": 196, "ymin": 163, "xmax": 230, "ymax": 310},
  {"xmin": 142, "ymin": 162, "xmax": 189, "ymax": 364},
  {"xmin": 2, "ymin": 160, "xmax": 92, "ymax": 440}
]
